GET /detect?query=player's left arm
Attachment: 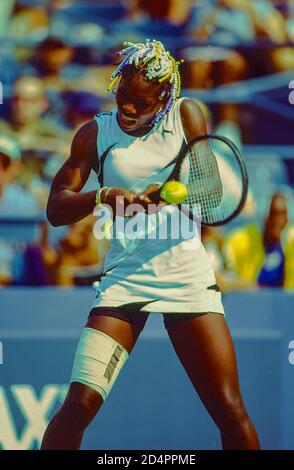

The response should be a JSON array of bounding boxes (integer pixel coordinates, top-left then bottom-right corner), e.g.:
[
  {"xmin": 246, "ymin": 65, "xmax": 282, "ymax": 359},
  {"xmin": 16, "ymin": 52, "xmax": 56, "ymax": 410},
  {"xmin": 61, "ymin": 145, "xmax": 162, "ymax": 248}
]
[
  {"xmin": 180, "ymin": 98, "xmax": 222, "ymax": 202},
  {"xmin": 180, "ymin": 98, "xmax": 208, "ymax": 143},
  {"xmin": 136, "ymin": 99, "xmax": 209, "ymax": 208}
]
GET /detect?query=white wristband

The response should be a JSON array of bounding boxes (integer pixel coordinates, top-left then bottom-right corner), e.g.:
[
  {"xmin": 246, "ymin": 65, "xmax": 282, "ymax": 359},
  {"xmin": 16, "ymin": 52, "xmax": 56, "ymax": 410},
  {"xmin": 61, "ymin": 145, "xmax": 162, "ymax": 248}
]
[
  {"xmin": 95, "ymin": 187, "xmax": 105, "ymax": 205},
  {"xmin": 95, "ymin": 187, "xmax": 112, "ymax": 205}
]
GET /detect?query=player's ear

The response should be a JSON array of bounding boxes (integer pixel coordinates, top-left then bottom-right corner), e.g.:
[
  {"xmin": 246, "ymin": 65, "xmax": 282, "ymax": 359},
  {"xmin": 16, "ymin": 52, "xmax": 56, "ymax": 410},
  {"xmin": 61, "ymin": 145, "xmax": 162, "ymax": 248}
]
[
  {"xmin": 159, "ymin": 85, "xmax": 170, "ymax": 105},
  {"xmin": 159, "ymin": 90, "xmax": 166, "ymax": 101},
  {"xmin": 159, "ymin": 88, "xmax": 170, "ymax": 101}
]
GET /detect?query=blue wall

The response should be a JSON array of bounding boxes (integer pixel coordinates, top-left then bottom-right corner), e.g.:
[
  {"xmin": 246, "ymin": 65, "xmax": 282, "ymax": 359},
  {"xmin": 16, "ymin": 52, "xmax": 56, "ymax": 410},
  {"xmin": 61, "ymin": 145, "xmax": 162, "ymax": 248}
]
[{"xmin": 0, "ymin": 288, "xmax": 294, "ymax": 450}]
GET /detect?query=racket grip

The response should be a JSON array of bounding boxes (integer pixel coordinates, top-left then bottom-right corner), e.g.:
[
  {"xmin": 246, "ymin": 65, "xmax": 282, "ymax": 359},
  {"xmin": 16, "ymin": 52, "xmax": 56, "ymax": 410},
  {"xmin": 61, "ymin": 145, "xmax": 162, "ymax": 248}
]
[{"xmin": 148, "ymin": 188, "xmax": 162, "ymax": 203}]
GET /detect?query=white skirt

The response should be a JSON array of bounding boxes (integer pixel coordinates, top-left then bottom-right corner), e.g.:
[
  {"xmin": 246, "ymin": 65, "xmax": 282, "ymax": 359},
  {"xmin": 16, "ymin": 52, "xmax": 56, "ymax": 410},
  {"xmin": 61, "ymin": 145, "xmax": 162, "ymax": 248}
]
[{"xmin": 91, "ymin": 237, "xmax": 224, "ymax": 315}]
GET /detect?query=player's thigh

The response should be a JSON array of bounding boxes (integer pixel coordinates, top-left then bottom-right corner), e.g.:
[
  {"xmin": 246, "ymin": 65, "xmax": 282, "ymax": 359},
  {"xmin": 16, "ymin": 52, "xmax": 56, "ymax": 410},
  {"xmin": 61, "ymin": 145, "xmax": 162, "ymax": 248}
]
[
  {"xmin": 66, "ymin": 313, "xmax": 145, "ymax": 411},
  {"xmin": 166, "ymin": 313, "xmax": 245, "ymax": 424},
  {"xmin": 85, "ymin": 313, "xmax": 145, "ymax": 353}
]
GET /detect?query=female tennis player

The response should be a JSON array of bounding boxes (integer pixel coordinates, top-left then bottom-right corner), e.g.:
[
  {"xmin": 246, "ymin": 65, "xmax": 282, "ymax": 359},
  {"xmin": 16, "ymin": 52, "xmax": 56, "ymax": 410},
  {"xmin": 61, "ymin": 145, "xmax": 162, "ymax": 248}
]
[{"xmin": 41, "ymin": 40, "xmax": 260, "ymax": 450}]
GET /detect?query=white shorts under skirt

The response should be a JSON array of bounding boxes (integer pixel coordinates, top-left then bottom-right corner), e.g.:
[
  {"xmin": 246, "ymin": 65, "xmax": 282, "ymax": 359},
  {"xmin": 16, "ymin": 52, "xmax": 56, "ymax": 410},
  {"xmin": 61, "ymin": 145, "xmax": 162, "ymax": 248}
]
[{"xmin": 91, "ymin": 240, "xmax": 224, "ymax": 315}]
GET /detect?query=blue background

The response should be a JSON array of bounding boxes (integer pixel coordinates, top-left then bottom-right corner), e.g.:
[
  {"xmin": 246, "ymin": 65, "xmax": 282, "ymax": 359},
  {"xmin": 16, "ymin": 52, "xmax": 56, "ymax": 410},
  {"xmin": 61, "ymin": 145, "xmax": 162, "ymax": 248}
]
[{"xmin": 1, "ymin": 288, "xmax": 294, "ymax": 450}]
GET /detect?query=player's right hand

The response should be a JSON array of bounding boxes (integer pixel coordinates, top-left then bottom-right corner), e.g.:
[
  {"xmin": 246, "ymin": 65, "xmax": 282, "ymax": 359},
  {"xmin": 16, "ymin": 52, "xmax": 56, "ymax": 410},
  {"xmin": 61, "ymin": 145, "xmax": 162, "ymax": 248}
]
[
  {"xmin": 134, "ymin": 184, "xmax": 167, "ymax": 214},
  {"xmin": 102, "ymin": 187, "xmax": 137, "ymax": 216}
]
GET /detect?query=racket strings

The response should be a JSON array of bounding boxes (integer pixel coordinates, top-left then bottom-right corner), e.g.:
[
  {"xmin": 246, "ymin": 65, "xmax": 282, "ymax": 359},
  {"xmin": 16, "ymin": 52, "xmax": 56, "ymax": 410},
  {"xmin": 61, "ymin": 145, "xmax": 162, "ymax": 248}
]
[
  {"xmin": 179, "ymin": 138, "xmax": 246, "ymax": 224},
  {"xmin": 186, "ymin": 142, "xmax": 223, "ymax": 222}
]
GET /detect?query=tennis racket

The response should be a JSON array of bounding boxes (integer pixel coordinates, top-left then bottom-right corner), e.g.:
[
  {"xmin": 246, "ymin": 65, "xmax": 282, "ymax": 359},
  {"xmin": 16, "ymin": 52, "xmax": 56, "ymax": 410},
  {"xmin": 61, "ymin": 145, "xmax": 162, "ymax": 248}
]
[{"xmin": 149, "ymin": 134, "xmax": 248, "ymax": 226}]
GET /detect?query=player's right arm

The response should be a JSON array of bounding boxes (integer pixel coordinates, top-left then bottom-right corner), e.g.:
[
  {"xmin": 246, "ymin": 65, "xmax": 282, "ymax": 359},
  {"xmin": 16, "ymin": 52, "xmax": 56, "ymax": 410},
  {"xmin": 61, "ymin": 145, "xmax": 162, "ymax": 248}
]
[
  {"xmin": 47, "ymin": 120, "xmax": 98, "ymax": 227},
  {"xmin": 47, "ymin": 120, "xmax": 137, "ymax": 226}
]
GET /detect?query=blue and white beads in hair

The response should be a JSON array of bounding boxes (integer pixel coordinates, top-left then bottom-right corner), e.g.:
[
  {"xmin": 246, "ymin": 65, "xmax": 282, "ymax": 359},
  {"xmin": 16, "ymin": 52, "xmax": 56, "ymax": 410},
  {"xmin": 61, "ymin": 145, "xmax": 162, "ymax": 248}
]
[{"xmin": 106, "ymin": 39, "xmax": 183, "ymax": 126}]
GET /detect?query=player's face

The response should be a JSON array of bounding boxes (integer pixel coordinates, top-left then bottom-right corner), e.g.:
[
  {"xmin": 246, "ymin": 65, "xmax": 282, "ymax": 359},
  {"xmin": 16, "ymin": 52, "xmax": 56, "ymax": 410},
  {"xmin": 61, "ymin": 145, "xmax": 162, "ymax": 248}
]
[{"xmin": 115, "ymin": 73, "xmax": 166, "ymax": 133}]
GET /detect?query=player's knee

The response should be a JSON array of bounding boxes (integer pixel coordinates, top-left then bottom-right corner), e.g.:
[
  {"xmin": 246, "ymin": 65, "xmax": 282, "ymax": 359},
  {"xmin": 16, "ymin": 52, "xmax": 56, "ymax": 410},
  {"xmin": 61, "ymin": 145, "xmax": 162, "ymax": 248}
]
[
  {"xmin": 218, "ymin": 393, "xmax": 248, "ymax": 430},
  {"xmin": 70, "ymin": 327, "xmax": 129, "ymax": 402},
  {"xmin": 64, "ymin": 390, "xmax": 102, "ymax": 424}
]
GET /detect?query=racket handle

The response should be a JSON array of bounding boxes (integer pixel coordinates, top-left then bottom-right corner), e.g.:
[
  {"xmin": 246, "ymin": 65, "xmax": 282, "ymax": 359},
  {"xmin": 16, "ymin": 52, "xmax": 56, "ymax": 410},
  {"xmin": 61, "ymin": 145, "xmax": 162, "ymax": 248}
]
[{"xmin": 148, "ymin": 188, "xmax": 162, "ymax": 203}]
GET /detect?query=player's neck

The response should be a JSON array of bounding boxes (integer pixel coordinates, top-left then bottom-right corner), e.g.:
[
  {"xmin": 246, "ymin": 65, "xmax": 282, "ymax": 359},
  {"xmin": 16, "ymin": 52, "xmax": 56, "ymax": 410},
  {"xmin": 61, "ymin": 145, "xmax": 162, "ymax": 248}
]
[
  {"xmin": 116, "ymin": 112, "xmax": 158, "ymax": 138},
  {"xmin": 125, "ymin": 125, "xmax": 154, "ymax": 137}
]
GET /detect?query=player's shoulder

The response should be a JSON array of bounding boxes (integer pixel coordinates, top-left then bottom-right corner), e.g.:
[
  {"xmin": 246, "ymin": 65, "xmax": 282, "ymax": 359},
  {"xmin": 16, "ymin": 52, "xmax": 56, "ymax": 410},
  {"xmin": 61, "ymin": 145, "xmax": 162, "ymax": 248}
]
[
  {"xmin": 93, "ymin": 110, "xmax": 114, "ymax": 132},
  {"xmin": 180, "ymin": 98, "xmax": 206, "ymax": 122},
  {"xmin": 73, "ymin": 119, "xmax": 98, "ymax": 140},
  {"xmin": 70, "ymin": 119, "xmax": 98, "ymax": 158},
  {"xmin": 94, "ymin": 110, "xmax": 114, "ymax": 125},
  {"xmin": 95, "ymin": 110, "xmax": 113, "ymax": 119},
  {"xmin": 179, "ymin": 98, "xmax": 208, "ymax": 142}
]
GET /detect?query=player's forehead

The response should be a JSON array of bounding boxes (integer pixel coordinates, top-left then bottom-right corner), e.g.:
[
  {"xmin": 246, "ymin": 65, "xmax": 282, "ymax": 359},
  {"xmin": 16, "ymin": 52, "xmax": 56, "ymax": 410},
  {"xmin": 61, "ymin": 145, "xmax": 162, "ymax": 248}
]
[{"xmin": 120, "ymin": 71, "xmax": 161, "ymax": 100}]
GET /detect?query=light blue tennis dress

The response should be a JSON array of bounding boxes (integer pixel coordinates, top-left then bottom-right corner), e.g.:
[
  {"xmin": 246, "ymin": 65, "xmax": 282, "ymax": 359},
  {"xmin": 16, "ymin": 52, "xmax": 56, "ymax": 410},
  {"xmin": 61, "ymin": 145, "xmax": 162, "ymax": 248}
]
[{"xmin": 91, "ymin": 98, "xmax": 224, "ymax": 315}]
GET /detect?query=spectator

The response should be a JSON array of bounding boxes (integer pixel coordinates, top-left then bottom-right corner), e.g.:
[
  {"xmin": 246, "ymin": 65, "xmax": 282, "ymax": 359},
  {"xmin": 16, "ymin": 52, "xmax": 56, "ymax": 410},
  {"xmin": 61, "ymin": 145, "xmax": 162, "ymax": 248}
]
[
  {"xmin": 128, "ymin": 0, "xmax": 193, "ymax": 28},
  {"xmin": 0, "ymin": 134, "xmax": 41, "ymax": 286},
  {"xmin": 28, "ymin": 36, "xmax": 111, "ymax": 99},
  {"xmin": 35, "ymin": 221, "xmax": 59, "ymax": 285},
  {"xmin": 63, "ymin": 90, "xmax": 104, "ymax": 130},
  {"xmin": 47, "ymin": 216, "xmax": 109, "ymax": 286},
  {"xmin": 180, "ymin": 0, "xmax": 249, "ymax": 125},
  {"xmin": 26, "ymin": 37, "xmax": 94, "ymax": 125},
  {"xmin": 20, "ymin": 216, "xmax": 108, "ymax": 287},
  {"xmin": 212, "ymin": 1, "xmax": 294, "ymax": 73},
  {"xmin": 8, "ymin": 3, "xmax": 49, "ymax": 41},
  {"xmin": 0, "ymin": 238, "xmax": 15, "ymax": 286},
  {"xmin": 202, "ymin": 226, "xmax": 256, "ymax": 292},
  {"xmin": 264, "ymin": 0, "xmax": 294, "ymax": 73},
  {"xmin": 0, "ymin": 76, "xmax": 69, "ymax": 155},
  {"xmin": 36, "ymin": 37, "xmax": 73, "ymax": 76},
  {"xmin": 32, "ymin": 37, "xmax": 75, "ymax": 85},
  {"xmin": 223, "ymin": 193, "xmax": 294, "ymax": 289},
  {"xmin": 0, "ymin": 134, "xmax": 40, "ymax": 216},
  {"xmin": 181, "ymin": 0, "xmax": 294, "ymax": 123}
]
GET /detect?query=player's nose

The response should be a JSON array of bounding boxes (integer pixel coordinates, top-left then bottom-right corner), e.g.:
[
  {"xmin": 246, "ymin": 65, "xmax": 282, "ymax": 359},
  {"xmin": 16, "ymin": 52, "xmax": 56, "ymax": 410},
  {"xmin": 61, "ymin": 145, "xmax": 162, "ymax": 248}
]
[{"xmin": 121, "ymin": 103, "xmax": 136, "ymax": 115}]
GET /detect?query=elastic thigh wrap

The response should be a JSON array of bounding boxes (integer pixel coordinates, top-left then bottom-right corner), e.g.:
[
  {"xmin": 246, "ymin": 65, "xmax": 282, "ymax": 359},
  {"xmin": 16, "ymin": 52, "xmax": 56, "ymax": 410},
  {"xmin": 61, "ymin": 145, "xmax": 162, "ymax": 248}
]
[{"xmin": 70, "ymin": 327, "xmax": 129, "ymax": 401}]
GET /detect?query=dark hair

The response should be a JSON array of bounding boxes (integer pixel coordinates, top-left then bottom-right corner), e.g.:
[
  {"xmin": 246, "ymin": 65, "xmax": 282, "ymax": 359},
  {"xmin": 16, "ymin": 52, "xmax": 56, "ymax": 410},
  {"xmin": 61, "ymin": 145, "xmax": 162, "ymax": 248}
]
[
  {"xmin": 121, "ymin": 64, "xmax": 171, "ymax": 94},
  {"xmin": 107, "ymin": 40, "xmax": 183, "ymax": 125}
]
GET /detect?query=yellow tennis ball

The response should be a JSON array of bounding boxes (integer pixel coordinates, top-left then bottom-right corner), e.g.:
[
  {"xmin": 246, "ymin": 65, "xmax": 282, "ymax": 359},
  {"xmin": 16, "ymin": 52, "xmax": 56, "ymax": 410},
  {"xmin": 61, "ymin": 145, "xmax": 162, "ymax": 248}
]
[{"xmin": 160, "ymin": 181, "xmax": 188, "ymax": 204}]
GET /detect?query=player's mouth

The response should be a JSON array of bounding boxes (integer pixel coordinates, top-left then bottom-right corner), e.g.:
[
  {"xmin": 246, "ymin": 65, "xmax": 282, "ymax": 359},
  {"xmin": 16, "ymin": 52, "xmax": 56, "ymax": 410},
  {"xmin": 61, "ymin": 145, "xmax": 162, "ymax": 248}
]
[{"xmin": 118, "ymin": 112, "xmax": 137, "ymax": 129}]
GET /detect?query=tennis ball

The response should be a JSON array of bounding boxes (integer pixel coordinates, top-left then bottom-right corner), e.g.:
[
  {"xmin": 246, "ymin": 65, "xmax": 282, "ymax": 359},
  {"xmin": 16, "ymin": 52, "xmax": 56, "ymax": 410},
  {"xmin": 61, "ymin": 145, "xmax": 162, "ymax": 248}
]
[{"xmin": 160, "ymin": 181, "xmax": 188, "ymax": 204}]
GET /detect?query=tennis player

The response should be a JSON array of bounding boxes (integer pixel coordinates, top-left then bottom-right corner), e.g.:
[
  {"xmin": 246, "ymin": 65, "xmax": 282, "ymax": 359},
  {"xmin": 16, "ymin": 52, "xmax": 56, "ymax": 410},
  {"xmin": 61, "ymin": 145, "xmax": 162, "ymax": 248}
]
[{"xmin": 41, "ymin": 40, "xmax": 260, "ymax": 450}]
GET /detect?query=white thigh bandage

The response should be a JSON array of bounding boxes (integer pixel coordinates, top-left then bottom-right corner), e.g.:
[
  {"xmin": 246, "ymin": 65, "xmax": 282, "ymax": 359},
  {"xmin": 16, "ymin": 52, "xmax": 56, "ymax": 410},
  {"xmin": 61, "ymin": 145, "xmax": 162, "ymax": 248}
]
[{"xmin": 70, "ymin": 327, "xmax": 129, "ymax": 401}]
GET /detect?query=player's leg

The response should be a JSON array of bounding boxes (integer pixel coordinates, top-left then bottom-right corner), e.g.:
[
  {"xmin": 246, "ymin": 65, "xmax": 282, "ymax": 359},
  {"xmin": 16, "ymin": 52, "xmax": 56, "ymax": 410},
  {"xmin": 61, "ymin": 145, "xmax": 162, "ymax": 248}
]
[
  {"xmin": 41, "ymin": 309, "xmax": 148, "ymax": 450},
  {"xmin": 164, "ymin": 312, "xmax": 260, "ymax": 450}
]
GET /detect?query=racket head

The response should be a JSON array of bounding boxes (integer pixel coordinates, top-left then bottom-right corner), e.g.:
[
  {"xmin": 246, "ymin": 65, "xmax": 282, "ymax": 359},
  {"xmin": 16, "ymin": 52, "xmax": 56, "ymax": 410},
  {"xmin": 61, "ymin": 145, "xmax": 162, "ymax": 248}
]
[{"xmin": 171, "ymin": 134, "xmax": 249, "ymax": 226}]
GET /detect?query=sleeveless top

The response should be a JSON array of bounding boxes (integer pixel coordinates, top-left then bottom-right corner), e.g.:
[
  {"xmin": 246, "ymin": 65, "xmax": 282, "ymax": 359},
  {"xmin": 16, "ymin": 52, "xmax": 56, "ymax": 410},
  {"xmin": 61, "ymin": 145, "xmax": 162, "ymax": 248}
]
[{"xmin": 91, "ymin": 98, "xmax": 223, "ymax": 314}]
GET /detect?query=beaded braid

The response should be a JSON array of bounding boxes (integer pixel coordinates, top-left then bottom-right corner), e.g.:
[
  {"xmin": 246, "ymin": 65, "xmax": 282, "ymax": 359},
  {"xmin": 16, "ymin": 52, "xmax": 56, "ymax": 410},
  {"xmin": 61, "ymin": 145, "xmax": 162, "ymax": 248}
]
[{"xmin": 106, "ymin": 39, "xmax": 184, "ymax": 126}]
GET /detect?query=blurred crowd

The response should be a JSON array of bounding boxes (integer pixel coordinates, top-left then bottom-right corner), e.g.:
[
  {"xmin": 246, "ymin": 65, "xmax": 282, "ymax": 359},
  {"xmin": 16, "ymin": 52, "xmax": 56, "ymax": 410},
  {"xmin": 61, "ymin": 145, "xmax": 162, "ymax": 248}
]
[{"xmin": 0, "ymin": 0, "xmax": 294, "ymax": 289}]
